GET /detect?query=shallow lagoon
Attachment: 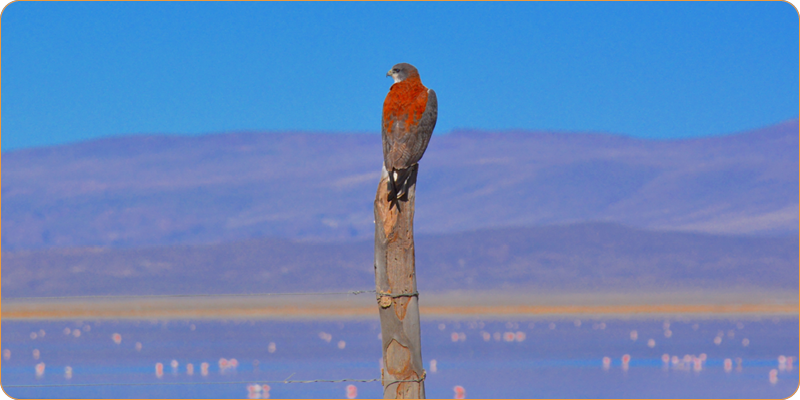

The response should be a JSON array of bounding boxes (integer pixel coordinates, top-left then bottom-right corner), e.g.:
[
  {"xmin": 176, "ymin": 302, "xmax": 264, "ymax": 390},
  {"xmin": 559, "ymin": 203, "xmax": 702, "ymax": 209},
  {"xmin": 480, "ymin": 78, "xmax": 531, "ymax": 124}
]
[{"xmin": 2, "ymin": 317, "xmax": 797, "ymax": 398}]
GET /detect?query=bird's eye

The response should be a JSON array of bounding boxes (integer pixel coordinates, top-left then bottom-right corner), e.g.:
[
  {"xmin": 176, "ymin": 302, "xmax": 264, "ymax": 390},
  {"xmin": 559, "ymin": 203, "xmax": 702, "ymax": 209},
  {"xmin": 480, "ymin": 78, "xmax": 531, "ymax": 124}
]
[{"xmin": 393, "ymin": 69, "xmax": 399, "ymax": 73}]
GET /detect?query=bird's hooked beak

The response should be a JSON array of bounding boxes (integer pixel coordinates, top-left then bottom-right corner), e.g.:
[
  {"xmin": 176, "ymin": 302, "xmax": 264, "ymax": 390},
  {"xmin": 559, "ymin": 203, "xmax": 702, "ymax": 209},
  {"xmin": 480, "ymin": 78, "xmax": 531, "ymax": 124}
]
[{"xmin": 386, "ymin": 70, "xmax": 392, "ymax": 77}]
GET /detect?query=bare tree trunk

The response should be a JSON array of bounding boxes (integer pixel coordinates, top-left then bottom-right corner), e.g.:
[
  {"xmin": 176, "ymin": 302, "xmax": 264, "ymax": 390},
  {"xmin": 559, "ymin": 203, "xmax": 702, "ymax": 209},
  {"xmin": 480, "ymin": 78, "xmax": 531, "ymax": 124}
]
[{"xmin": 374, "ymin": 163, "xmax": 426, "ymax": 399}]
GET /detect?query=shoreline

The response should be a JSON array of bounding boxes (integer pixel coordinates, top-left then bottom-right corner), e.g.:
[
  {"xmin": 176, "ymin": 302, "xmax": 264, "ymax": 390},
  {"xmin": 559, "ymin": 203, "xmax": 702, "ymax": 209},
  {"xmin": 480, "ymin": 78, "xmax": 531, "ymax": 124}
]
[{"xmin": 3, "ymin": 290, "xmax": 796, "ymax": 320}]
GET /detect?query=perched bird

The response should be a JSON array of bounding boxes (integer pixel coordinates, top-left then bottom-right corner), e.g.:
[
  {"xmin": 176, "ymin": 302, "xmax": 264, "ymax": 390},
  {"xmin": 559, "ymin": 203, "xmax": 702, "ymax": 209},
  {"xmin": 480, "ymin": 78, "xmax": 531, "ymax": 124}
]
[{"xmin": 382, "ymin": 63, "xmax": 437, "ymax": 208}]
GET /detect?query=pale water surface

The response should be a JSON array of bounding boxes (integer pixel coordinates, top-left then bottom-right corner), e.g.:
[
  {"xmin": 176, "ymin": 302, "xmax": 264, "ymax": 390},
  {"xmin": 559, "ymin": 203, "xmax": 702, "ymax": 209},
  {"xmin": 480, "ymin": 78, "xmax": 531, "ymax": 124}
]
[{"xmin": 2, "ymin": 317, "xmax": 798, "ymax": 398}]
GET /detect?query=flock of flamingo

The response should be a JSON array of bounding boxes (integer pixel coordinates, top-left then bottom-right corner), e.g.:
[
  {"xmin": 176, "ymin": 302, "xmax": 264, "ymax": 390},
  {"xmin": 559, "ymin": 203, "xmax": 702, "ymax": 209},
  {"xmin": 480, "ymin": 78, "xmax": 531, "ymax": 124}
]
[{"xmin": 4, "ymin": 318, "xmax": 795, "ymax": 399}]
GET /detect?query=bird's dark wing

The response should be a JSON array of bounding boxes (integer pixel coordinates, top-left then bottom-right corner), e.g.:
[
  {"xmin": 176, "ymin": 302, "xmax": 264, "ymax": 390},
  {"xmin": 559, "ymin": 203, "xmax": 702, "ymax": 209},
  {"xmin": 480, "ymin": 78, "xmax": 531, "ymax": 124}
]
[{"xmin": 406, "ymin": 88, "xmax": 437, "ymax": 166}]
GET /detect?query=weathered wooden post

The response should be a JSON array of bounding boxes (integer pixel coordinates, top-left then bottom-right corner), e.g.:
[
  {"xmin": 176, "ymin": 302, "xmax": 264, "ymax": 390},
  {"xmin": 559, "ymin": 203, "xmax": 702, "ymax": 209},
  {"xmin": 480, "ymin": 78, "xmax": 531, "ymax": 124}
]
[{"xmin": 374, "ymin": 163, "xmax": 425, "ymax": 399}]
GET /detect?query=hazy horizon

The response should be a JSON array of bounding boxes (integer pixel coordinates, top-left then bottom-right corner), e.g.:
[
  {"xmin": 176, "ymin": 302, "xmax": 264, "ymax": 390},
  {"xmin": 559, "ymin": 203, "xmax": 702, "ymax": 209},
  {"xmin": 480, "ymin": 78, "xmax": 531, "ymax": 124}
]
[{"xmin": 5, "ymin": 118, "xmax": 800, "ymax": 155}]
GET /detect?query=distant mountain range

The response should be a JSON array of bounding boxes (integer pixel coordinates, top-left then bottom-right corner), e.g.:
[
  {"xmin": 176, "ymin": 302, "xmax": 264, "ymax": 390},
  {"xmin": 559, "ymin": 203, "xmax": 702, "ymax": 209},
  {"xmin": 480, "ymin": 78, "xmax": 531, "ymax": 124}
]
[
  {"xmin": 2, "ymin": 120, "xmax": 797, "ymax": 296},
  {"xmin": 3, "ymin": 120, "xmax": 797, "ymax": 251},
  {"xmin": 3, "ymin": 222, "xmax": 796, "ymax": 298}
]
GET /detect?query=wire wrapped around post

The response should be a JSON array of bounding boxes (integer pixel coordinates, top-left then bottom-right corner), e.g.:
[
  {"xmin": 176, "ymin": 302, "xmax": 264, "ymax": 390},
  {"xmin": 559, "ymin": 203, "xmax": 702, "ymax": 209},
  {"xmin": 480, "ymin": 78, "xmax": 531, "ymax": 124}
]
[{"xmin": 374, "ymin": 163, "xmax": 426, "ymax": 399}]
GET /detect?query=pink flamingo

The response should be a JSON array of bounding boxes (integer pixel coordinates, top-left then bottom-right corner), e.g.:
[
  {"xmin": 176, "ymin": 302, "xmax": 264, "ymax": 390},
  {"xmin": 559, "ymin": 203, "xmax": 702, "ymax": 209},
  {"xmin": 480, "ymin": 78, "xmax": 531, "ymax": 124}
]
[
  {"xmin": 346, "ymin": 384, "xmax": 358, "ymax": 399},
  {"xmin": 453, "ymin": 385, "xmax": 466, "ymax": 399}
]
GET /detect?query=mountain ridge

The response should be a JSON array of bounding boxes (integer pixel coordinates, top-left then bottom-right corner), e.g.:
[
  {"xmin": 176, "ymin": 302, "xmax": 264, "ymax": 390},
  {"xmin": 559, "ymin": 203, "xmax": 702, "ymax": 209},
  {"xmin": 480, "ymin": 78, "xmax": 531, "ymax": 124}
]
[
  {"xmin": 2, "ymin": 120, "xmax": 797, "ymax": 250},
  {"xmin": 2, "ymin": 222, "xmax": 796, "ymax": 298}
]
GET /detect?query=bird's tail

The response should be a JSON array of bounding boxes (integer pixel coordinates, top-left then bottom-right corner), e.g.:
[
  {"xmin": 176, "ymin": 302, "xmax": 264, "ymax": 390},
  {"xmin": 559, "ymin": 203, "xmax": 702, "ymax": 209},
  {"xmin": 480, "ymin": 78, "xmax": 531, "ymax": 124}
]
[{"xmin": 386, "ymin": 167, "xmax": 414, "ymax": 210}]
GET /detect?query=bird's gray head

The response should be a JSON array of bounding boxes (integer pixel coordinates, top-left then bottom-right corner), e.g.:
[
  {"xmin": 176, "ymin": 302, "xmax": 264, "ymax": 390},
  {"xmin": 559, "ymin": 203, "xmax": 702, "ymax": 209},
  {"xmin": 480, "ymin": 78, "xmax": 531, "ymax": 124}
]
[{"xmin": 387, "ymin": 63, "xmax": 419, "ymax": 83}]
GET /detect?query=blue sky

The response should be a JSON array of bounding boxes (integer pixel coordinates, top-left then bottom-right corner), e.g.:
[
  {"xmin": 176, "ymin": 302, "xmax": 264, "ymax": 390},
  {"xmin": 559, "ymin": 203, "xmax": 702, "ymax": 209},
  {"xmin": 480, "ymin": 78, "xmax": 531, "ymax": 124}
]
[{"xmin": 2, "ymin": 1, "xmax": 798, "ymax": 151}]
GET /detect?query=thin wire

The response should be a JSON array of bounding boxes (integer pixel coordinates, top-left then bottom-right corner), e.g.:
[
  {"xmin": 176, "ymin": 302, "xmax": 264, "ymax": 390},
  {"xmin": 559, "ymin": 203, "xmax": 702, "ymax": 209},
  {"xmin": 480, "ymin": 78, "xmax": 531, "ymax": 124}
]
[
  {"xmin": 6, "ymin": 290, "xmax": 376, "ymax": 301},
  {"xmin": 376, "ymin": 291, "xmax": 419, "ymax": 298},
  {"xmin": 2, "ymin": 377, "xmax": 431, "ymax": 388},
  {"xmin": 2, "ymin": 379, "xmax": 380, "ymax": 388}
]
